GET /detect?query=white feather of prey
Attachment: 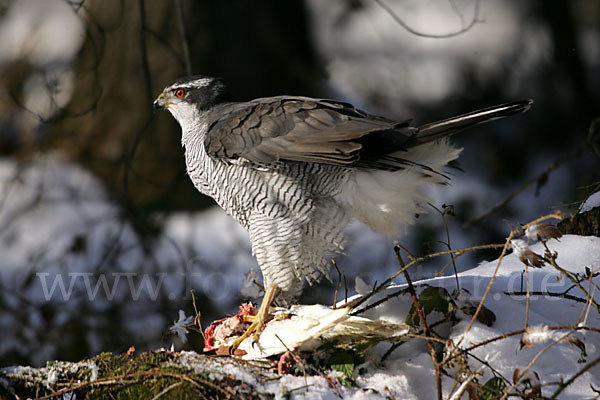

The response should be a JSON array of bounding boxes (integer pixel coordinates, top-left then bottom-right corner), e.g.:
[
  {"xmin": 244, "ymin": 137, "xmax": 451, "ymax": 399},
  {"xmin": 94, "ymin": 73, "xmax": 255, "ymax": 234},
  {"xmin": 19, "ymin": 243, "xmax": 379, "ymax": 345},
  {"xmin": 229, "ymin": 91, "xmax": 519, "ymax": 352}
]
[{"xmin": 339, "ymin": 139, "xmax": 462, "ymax": 236}]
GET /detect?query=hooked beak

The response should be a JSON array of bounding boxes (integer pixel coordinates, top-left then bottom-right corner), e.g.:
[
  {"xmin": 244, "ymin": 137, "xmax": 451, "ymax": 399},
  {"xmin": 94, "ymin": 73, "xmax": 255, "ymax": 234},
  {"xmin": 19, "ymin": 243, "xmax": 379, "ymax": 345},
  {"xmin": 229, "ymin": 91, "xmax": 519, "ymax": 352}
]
[{"xmin": 153, "ymin": 93, "xmax": 166, "ymax": 111}]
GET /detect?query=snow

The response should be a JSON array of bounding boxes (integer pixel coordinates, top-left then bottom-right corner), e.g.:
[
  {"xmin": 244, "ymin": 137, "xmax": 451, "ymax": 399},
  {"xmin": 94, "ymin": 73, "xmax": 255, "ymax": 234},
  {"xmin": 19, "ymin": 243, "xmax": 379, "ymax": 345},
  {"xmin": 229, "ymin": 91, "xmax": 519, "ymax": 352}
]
[
  {"xmin": 0, "ymin": 157, "xmax": 599, "ymax": 398},
  {"xmin": 0, "ymin": 0, "xmax": 84, "ymax": 119},
  {"xmin": 580, "ymin": 190, "xmax": 600, "ymax": 213},
  {"xmin": 240, "ymin": 235, "xmax": 600, "ymax": 399},
  {"xmin": 161, "ymin": 208, "xmax": 258, "ymax": 306},
  {"xmin": 0, "ymin": 157, "xmax": 191, "ymax": 364},
  {"xmin": 170, "ymin": 235, "xmax": 600, "ymax": 399},
  {"xmin": 3, "ymin": 360, "xmax": 99, "ymax": 390},
  {"xmin": 174, "ymin": 235, "xmax": 600, "ymax": 399},
  {"xmin": 0, "ymin": 156, "xmax": 279, "ymax": 364}
]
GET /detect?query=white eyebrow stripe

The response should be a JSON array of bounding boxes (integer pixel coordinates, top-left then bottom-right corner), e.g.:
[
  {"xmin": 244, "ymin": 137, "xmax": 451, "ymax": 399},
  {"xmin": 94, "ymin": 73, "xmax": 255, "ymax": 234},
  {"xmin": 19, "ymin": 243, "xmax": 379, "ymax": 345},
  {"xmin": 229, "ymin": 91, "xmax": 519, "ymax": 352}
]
[{"xmin": 167, "ymin": 78, "xmax": 213, "ymax": 91}]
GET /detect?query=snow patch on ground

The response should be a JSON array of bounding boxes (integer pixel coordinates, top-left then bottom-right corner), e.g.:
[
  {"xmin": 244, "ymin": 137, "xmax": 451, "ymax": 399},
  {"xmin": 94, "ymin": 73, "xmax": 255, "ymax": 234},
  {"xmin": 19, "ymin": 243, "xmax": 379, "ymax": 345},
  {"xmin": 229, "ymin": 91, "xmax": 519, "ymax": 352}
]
[
  {"xmin": 580, "ymin": 190, "xmax": 600, "ymax": 213},
  {"xmin": 249, "ymin": 235, "xmax": 600, "ymax": 399},
  {"xmin": 1, "ymin": 157, "xmax": 599, "ymax": 398}
]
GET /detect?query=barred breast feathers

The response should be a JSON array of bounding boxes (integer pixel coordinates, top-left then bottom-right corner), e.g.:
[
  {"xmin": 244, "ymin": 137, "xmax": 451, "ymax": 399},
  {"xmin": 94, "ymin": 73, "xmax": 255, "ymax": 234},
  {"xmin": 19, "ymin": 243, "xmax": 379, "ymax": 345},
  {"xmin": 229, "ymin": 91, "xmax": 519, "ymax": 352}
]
[{"xmin": 185, "ymin": 135, "xmax": 352, "ymax": 296}]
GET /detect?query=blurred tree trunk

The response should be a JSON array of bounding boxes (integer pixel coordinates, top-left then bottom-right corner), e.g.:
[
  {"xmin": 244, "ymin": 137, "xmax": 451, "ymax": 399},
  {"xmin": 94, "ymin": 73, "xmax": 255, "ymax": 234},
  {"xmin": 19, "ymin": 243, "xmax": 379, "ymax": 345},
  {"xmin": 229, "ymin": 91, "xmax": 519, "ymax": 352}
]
[{"xmin": 48, "ymin": 0, "xmax": 320, "ymax": 214}]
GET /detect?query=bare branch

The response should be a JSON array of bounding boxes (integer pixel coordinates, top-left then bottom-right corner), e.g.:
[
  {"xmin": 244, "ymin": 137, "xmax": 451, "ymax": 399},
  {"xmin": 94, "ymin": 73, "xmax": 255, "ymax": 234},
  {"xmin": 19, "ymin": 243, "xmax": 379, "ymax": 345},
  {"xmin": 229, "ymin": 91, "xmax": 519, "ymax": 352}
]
[
  {"xmin": 175, "ymin": 0, "xmax": 192, "ymax": 75},
  {"xmin": 373, "ymin": 0, "xmax": 481, "ymax": 39},
  {"xmin": 396, "ymin": 248, "xmax": 443, "ymax": 400},
  {"xmin": 549, "ymin": 355, "xmax": 600, "ymax": 399}
]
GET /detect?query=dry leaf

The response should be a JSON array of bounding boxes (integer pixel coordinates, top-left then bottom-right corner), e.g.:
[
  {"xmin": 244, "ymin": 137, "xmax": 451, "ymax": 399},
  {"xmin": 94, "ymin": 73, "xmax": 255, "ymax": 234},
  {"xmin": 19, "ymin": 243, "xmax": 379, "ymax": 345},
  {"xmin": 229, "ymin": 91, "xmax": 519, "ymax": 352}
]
[
  {"xmin": 513, "ymin": 368, "xmax": 542, "ymax": 397},
  {"xmin": 526, "ymin": 223, "xmax": 562, "ymax": 241}
]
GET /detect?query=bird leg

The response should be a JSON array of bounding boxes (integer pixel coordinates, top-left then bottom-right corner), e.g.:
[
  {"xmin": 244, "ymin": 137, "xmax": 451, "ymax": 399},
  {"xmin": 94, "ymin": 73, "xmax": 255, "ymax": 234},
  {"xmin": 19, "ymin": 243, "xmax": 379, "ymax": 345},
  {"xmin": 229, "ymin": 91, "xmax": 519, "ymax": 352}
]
[{"xmin": 231, "ymin": 285, "xmax": 276, "ymax": 349}]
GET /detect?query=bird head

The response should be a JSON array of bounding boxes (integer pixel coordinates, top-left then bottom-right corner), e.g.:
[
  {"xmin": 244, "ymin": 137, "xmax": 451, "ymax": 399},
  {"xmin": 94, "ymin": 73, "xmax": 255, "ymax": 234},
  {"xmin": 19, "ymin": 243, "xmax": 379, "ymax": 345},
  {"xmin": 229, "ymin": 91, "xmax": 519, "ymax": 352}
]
[{"xmin": 154, "ymin": 76, "xmax": 231, "ymax": 129}]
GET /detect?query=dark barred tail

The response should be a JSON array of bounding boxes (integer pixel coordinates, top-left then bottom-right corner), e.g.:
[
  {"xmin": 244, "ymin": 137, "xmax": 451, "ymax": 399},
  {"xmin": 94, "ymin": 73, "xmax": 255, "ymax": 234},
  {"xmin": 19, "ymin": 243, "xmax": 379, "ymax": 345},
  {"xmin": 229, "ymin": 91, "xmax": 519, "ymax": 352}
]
[{"xmin": 414, "ymin": 99, "xmax": 533, "ymax": 144}]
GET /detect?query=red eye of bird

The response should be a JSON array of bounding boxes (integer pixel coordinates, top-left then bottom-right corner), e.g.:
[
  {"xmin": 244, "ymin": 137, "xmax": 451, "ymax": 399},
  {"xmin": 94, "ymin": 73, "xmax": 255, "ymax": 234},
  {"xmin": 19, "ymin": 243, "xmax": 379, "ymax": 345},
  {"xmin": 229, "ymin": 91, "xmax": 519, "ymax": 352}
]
[{"xmin": 175, "ymin": 89, "xmax": 185, "ymax": 98}]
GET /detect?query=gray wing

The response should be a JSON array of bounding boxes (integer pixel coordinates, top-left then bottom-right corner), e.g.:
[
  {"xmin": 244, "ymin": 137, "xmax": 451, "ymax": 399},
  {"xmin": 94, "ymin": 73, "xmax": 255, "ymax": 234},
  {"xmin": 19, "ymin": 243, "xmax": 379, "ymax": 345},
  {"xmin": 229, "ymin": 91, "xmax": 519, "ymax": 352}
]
[
  {"xmin": 204, "ymin": 96, "xmax": 532, "ymax": 170},
  {"xmin": 203, "ymin": 96, "xmax": 413, "ymax": 167}
]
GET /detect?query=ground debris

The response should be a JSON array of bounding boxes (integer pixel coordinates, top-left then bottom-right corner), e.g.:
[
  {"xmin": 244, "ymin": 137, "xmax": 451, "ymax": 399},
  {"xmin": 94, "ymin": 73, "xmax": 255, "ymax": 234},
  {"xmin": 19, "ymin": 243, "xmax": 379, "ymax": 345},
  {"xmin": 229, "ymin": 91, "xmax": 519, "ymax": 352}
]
[{"xmin": 0, "ymin": 350, "xmax": 276, "ymax": 399}]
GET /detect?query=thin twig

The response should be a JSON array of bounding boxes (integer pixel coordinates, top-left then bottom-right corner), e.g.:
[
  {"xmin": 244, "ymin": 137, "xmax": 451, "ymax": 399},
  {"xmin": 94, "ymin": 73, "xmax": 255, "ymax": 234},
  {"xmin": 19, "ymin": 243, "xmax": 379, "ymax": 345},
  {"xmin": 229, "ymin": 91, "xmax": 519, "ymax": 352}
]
[
  {"xmin": 274, "ymin": 334, "xmax": 309, "ymax": 388},
  {"xmin": 38, "ymin": 368, "xmax": 234, "ymax": 400},
  {"xmin": 158, "ymin": 371, "xmax": 231, "ymax": 398},
  {"xmin": 344, "ymin": 274, "xmax": 348, "ymax": 304},
  {"xmin": 549, "ymin": 354, "xmax": 600, "ymax": 399},
  {"xmin": 582, "ymin": 282, "xmax": 597, "ymax": 328},
  {"xmin": 524, "ymin": 264, "xmax": 531, "ymax": 328},
  {"xmin": 443, "ymin": 213, "xmax": 563, "ymax": 363},
  {"xmin": 501, "ymin": 328, "xmax": 576, "ymax": 399},
  {"xmin": 504, "ymin": 291, "xmax": 590, "ymax": 304},
  {"xmin": 429, "ymin": 203, "xmax": 460, "ymax": 291},
  {"xmin": 151, "ymin": 381, "xmax": 185, "ymax": 400},
  {"xmin": 138, "ymin": 0, "xmax": 153, "ymax": 104},
  {"xmin": 331, "ymin": 259, "xmax": 342, "ymax": 309},
  {"xmin": 350, "ymin": 287, "xmax": 409, "ymax": 316},
  {"xmin": 454, "ymin": 325, "xmax": 600, "ymax": 357},
  {"xmin": 373, "ymin": 0, "xmax": 481, "ymax": 39},
  {"xmin": 381, "ymin": 342, "xmax": 401, "ymax": 362},
  {"xmin": 349, "ymin": 242, "xmax": 504, "ymax": 312},
  {"xmin": 191, "ymin": 289, "xmax": 205, "ymax": 341},
  {"xmin": 462, "ymin": 212, "xmax": 563, "ymax": 336},
  {"xmin": 174, "ymin": 0, "xmax": 192, "ymax": 75},
  {"xmin": 546, "ymin": 290, "xmax": 599, "ymax": 399},
  {"xmin": 395, "ymin": 246, "xmax": 443, "ymax": 400},
  {"xmin": 464, "ymin": 148, "xmax": 583, "ymax": 227},
  {"xmin": 541, "ymin": 240, "xmax": 600, "ymax": 313}
]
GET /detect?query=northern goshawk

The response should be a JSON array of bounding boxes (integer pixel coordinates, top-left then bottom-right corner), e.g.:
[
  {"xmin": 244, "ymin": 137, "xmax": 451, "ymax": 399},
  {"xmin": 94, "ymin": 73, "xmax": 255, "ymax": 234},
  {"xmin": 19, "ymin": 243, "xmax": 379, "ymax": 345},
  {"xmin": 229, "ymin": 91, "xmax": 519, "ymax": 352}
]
[{"xmin": 154, "ymin": 76, "xmax": 531, "ymax": 345}]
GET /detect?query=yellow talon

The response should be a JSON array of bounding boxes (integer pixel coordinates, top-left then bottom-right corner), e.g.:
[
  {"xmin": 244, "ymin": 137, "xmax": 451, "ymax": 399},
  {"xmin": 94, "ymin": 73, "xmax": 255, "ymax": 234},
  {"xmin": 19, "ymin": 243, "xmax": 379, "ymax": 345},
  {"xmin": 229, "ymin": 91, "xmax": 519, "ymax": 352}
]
[
  {"xmin": 274, "ymin": 313, "xmax": 289, "ymax": 321},
  {"xmin": 241, "ymin": 314, "xmax": 256, "ymax": 323},
  {"xmin": 231, "ymin": 286, "xmax": 277, "ymax": 349}
]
